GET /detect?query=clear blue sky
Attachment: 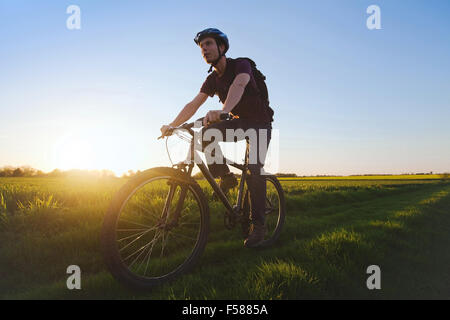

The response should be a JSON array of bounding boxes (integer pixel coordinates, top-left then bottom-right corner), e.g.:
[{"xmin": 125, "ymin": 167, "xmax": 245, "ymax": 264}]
[{"xmin": 1, "ymin": 0, "xmax": 449, "ymax": 176}]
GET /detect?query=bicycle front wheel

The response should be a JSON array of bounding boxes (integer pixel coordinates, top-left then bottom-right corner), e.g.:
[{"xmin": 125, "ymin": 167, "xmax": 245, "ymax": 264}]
[{"xmin": 101, "ymin": 167, "xmax": 209, "ymax": 290}]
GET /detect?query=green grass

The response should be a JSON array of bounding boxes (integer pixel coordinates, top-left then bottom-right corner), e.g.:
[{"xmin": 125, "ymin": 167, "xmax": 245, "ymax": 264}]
[{"xmin": 1, "ymin": 176, "xmax": 450, "ymax": 299}]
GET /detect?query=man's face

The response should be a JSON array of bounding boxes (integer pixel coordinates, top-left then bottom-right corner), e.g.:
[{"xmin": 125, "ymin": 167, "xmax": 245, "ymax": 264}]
[{"xmin": 199, "ymin": 37, "xmax": 224, "ymax": 63}]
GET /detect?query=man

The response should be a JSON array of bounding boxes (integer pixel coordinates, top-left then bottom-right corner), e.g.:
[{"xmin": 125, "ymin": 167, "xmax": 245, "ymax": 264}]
[{"xmin": 160, "ymin": 28, "xmax": 274, "ymax": 247}]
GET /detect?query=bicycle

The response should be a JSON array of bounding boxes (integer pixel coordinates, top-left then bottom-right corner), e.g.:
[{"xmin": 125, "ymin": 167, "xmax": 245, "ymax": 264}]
[{"xmin": 101, "ymin": 114, "xmax": 286, "ymax": 289}]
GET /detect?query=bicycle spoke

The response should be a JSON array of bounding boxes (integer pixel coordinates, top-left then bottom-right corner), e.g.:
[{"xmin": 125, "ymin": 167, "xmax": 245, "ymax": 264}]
[
  {"xmin": 143, "ymin": 237, "xmax": 157, "ymax": 276},
  {"xmin": 136, "ymin": 230, "xmax": 162, "ymax": 274},
  {"xmin": 134, "ymin": 201, "xmax": 161, "ymax": 222},
  {"xmin": 117, "ymin": 229, "xmax": 148, "ymax": 243},
  {"xmin": 128, "ymin": 242, "xmax": 153, "ymax": 270},
  {"xmin": 117, "ymin": 226, "xmax": 158, "ymax": 242},
  {"xmin": 126, "ymin": 231, "xmax": 161, "ymax": 266},
  {"xmin": 119, "ymin": 227, "xmax": 156, "ymax": 253},
  {"xmin": 117, "ymin": 228, "xmax": 149, "ymax": 232},
  {"xmin": 118, "ymin": 218, "xmax": 153, "ymax": 229}
]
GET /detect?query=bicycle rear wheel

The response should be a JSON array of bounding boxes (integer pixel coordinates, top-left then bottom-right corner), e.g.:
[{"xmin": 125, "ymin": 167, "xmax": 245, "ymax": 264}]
[
  {"xmin": 261, "ymin": 175, "xmax": 286, "ymax": 247},
  {"xmin": 101, "ymin": 167, "xmax": 209, "ymax": 289},
  {"xmin": 241, "ymin": 175, "xmax": 286, "ymax": 247}
]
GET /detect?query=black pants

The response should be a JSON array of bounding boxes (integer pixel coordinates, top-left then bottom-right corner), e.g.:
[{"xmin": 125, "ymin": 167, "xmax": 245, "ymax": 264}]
[{"xmin": 200, "ymin": 118, "xmax": 272, "ymax": 226}]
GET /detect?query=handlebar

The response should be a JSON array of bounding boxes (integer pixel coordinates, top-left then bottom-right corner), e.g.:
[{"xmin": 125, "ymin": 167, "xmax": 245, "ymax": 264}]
[{"xmin": 158, "ymin": 113, "xmax": 232, "ymax": 140}]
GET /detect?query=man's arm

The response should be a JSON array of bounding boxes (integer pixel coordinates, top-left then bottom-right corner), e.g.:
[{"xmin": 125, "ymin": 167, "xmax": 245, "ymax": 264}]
[
  {"xmin": 160, "ymin": 92, "xmax": 208, "ymax": 136},
  {"xmin": 169, "ymin": 92, "xmax": 208, "ymax": 127},
  {"xmin": 203, "ymin": 73, "xmax": 250, "ymax": 126},
  {"xmin": 222, "ymin": 73, "xmax": 250, "ymax": 113}
]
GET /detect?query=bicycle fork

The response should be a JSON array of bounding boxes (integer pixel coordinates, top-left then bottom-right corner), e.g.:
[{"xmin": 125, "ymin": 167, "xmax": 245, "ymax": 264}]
[{"xmin": 161, "ymin": 171, "xmax": 191, "ymax": 230}]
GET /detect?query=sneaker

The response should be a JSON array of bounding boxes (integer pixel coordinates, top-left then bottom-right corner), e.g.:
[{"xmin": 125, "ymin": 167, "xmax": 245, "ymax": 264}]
[
  {"xmin": 244, "ymin": 223, "xmax": 267, "ymax": 248},
  {"xmin": 213, "ymin": 172, "xmax": 238, "ymax": 200}
]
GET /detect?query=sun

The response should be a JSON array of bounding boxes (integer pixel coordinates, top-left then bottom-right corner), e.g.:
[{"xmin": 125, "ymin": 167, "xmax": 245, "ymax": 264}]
[
  {"xmin": 53, "ymin": 131, "xmax": 95, "ymax": 171},
  {"xmin": 51, "ymin": 125, "xmax": 141, "ymax": 177}
]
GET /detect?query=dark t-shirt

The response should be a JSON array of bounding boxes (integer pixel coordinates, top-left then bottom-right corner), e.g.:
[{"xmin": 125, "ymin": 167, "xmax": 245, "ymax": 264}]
[{"xmin": 200, "ymin": 58, "xmax": 272, "ymax": 123}]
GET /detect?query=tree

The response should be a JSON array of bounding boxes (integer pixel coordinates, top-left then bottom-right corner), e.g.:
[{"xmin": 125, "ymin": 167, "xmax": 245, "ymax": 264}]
[
  {"xmin": 49, "ymin": 169, "xmax": 63, "ymax": 177},
  {"xmin": 12, "ymin": 168, "xmax": 24, "ymax": 177},
  {"xmin": 0, "ymin": 166, "xmax": 14, "ymax": 177},
  {"xmin": 21, "ymin": 166, "xmax": 37, "ymax": 176},
  {"xmin": 36, "ymin": 170, "xmax": 44, "ymax": 177}
]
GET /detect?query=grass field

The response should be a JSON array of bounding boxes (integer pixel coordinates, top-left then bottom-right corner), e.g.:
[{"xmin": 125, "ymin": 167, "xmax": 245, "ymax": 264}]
[
  {"xmin": 1, "ymin": 175, "xmax": 450, "ymax": 299},
  {"xmin": 278, "ymin": 174, "xmax": 447, "ymax": 180}
]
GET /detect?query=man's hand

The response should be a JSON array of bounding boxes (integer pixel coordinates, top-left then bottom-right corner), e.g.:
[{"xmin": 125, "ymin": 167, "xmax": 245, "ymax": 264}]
[
  {"xmin": 160, "ymin": 124, "xmax": 173, "ymax": 137},
  {"xmin": 203, "ymin": 110, "xmax": 227, "ymax": 127}
]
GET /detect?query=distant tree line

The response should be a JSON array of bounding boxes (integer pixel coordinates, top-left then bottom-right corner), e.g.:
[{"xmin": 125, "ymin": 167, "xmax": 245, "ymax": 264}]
[
  {"xmin": 274, "ymin": 173, "xmax": 298, "ymax": 177},
  {"xmin": 0, "ymin": 166, "xmax": 116, "ymax": 178},
  {"xmin": 0, "ymin": 166, "xmax": 43, "ymax": 177},
  {"xmin": 121, "ymin": 170, "xmax": 142, "ymax": 178},
  {"xmin": 1, "ymin": 166, "xmax": 449, "ymax": 180}
]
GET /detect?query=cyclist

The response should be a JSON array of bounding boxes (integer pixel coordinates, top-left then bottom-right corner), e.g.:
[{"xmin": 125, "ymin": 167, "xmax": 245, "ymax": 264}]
[{"xmin": 160, "ymin": 28, "xmax": 274, "ymax": 248}]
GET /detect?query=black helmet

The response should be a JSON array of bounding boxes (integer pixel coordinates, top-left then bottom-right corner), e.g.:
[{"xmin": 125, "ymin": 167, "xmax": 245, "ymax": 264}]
[{"xmin": 194, "ymin": 28, "xmax": 229, "ymax": 54}]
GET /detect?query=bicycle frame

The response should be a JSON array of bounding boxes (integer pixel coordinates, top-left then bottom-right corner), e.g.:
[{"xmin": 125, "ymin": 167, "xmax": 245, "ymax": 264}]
[
  {"xmin": 195, "ymin": 137, "xmax": 250, "ymax": 215},
  {"xmin": 168, "ymin": 127, "xmax": 250, "ymax": 224}
]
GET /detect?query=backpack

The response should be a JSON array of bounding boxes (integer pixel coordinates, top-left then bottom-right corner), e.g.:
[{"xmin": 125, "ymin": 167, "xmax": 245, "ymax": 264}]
[{"xmin": 234, "ymin": 57, "xmax": 274, "ymax": 122}]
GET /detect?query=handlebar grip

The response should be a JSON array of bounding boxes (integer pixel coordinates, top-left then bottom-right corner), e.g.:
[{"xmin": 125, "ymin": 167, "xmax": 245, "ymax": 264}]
[
  {"xmin": 195, "ymin": 113, "xmax": 231, "ymax": 123},
  {"xmin": 195, "ymin": 113, "xmax": 231, "ymax": 124}
]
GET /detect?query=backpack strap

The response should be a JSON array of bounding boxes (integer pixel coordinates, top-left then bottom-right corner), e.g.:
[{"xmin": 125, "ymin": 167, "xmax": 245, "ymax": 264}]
[{"xmin": 232, "ymin": 58, "xmax": 261, "ymax": 93}]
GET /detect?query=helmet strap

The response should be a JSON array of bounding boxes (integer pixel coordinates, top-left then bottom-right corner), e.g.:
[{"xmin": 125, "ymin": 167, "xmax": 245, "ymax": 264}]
[{"xmin": 208, "ymin": 39, "xmax": 224, "ymax": 73}]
